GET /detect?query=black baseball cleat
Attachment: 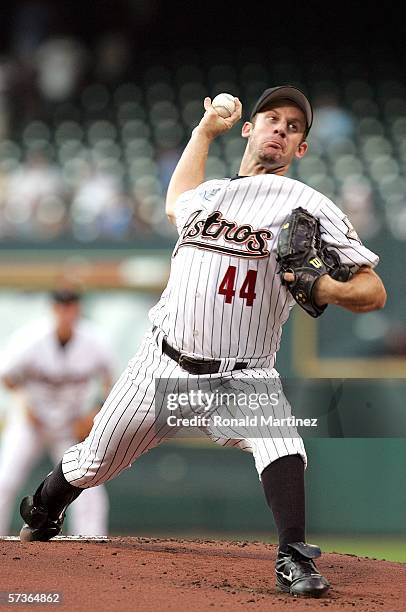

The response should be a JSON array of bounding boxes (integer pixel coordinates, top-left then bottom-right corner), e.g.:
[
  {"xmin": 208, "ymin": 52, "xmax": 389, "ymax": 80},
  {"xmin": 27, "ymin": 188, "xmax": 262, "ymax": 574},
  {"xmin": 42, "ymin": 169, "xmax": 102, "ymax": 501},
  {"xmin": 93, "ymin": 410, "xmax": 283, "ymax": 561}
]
[
  {"xmin": 275, "ymin": 542, "xmax": 330, "ymax": 598},
  {"xmin": 19, "ymin": 496, "xmax": 65, "ymax": 542}
]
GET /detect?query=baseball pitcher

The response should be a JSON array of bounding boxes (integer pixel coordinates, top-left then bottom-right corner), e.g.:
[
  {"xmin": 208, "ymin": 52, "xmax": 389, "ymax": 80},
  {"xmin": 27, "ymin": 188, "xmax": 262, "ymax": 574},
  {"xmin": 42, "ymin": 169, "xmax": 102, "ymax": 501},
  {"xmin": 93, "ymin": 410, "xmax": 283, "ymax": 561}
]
[{"xmin": 18, "ymin": 86, "xmax": 386, "ymax": 598}]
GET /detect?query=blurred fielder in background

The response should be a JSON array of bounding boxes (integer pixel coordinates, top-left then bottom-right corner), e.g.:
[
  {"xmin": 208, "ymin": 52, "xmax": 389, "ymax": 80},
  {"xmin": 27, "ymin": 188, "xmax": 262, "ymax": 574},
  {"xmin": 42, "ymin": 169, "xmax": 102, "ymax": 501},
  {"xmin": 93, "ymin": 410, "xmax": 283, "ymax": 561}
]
[{"xmin": 0, "ymin": 287, "xmax": 114, "ymax": 536}]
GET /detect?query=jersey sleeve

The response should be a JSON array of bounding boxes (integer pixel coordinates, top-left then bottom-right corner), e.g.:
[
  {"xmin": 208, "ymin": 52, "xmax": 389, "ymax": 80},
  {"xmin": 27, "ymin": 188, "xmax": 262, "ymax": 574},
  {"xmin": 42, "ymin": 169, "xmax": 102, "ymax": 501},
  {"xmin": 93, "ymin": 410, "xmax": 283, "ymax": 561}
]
[
  {"xmin": 173, "ymin": 179, "xmax": 229, "ymax": 235},
  {"xmin": 173, "ymin": 189, "xmax": 197, "ymax": 235},
  {"xmin": 316, "ymin": 198, "xmax": 380, "ymax": 270}
]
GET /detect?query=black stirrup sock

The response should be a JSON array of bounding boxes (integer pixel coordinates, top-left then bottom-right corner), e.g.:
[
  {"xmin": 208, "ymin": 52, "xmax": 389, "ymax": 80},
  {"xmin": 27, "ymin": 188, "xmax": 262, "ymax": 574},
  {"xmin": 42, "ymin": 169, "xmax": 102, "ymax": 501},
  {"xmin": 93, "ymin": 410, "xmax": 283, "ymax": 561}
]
[
  {"xmin": 34, "ymin": 461, "xmax": 83, "ymax": 518},
  {"xmin": 261, "ymin": 454, "xmax": 306, "ymax": 552}
]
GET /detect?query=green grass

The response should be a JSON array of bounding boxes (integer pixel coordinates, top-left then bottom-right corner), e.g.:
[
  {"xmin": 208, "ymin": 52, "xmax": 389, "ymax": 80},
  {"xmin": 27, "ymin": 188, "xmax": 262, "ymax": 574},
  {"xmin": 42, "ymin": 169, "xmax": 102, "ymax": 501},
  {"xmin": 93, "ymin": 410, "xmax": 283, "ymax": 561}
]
[
  {"xmin": 310, "ymin": 535, "xmax": 406, "ymax": 563},
  {"xmin": 127, "ymin": 530, "xmax": 406, "ymax": 563}
]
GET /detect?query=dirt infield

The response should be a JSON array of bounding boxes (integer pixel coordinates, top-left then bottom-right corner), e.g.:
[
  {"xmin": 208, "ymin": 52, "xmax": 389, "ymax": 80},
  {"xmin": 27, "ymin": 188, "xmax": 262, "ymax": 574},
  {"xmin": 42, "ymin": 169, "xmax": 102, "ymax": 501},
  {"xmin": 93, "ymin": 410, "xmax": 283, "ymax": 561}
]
[{"xmin": 1, "ymin": 537, "xmax": 405, "ymax": 611}]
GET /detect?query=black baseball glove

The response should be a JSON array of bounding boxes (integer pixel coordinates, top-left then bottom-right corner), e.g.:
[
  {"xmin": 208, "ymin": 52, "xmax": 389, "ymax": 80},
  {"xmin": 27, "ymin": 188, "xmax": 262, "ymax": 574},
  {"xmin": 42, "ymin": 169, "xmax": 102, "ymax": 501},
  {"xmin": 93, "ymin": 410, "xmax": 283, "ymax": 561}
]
[{"xmin": 276, "ymin": 207, "xmax": 351, "ymax": 318}]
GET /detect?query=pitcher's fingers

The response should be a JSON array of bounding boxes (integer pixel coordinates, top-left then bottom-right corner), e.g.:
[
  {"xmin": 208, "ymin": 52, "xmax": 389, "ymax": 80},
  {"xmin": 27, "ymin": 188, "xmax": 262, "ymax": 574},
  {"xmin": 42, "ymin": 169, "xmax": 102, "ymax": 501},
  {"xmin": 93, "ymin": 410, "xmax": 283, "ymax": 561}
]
[
  {"xmin": 232, "ymin": 97, "xmax": 243, "ymax": 119},
  {"xmin": 203, "ymin": 97, "xmax": 212, "ymax": 111}
]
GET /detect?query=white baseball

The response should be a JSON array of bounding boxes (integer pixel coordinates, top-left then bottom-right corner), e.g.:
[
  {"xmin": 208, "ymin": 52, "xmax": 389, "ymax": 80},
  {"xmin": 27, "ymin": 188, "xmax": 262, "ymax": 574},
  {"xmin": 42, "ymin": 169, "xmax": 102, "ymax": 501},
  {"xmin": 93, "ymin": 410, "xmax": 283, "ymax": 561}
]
[{"xmin": 211, "ymin": 93, "xmax": 236, "ymax": 118}]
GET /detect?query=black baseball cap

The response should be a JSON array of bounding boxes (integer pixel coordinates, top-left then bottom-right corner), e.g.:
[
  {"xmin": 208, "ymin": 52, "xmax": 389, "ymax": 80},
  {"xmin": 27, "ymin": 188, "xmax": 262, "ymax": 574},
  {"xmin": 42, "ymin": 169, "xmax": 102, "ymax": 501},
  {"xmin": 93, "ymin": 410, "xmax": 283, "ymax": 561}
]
[
  {"xmin": 250, "ymin": 85, "xmax": 313, "ymax": 137},
  {"xmin": 51, "ymin": 288, "xmax": 81, "ymax": 303}
]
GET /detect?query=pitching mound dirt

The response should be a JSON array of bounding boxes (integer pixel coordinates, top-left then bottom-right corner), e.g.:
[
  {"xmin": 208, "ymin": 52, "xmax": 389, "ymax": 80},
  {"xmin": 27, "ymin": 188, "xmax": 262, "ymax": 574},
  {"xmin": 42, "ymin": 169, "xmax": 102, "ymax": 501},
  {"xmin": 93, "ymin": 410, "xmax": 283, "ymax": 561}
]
[{"xmin": 1, "ymin": 537, "xmax": 405, "ymax": 611}]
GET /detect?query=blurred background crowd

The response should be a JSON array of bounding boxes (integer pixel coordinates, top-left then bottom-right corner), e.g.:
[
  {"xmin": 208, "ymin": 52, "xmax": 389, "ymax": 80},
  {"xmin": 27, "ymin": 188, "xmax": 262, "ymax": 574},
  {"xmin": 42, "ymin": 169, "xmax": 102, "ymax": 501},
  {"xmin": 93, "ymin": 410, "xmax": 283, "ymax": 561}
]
[{"xmin": 0, "ymin": 0, "xmax": 404, "ymax": 247}]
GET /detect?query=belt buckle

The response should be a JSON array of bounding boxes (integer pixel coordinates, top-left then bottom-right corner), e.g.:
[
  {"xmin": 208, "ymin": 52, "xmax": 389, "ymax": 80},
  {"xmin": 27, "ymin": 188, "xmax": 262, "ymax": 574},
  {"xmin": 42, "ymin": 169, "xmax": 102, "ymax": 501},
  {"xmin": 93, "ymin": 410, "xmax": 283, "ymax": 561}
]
[
  {"xmin": 178, "ymin": 353, "xmax": 220, "ymax": 375},
  {"xmin": 178, "ymin": 354, "xmax": 204, "ymax": 374},
  {"xmin": 178, "ymin": 354, "xmax": 197, "ymax": 369}
]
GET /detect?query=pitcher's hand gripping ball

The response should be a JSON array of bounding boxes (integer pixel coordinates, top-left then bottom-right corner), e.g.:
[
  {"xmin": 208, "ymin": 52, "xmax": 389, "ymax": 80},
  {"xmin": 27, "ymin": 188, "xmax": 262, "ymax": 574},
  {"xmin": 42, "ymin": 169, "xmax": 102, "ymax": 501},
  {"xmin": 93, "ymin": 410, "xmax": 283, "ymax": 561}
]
[
  {"xmin": 211, "ymin": 93, "xmax": 237, "ymax": 117},
  {"xmin": 277, "ymin": 207, "xmax": 351, "ymax": 317}
]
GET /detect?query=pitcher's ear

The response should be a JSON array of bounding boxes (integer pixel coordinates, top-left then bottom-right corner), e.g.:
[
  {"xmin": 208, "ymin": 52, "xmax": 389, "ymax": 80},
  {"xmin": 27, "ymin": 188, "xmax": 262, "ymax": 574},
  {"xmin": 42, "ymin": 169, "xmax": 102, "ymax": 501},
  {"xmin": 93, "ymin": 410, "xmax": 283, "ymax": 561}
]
[
  {"xmin": 241, "ymin": 121, "xmax": 253, "ymax": 139},
  {"xmin": 295, "ymin": 141, "xmax": 308, "ymax": 159}
]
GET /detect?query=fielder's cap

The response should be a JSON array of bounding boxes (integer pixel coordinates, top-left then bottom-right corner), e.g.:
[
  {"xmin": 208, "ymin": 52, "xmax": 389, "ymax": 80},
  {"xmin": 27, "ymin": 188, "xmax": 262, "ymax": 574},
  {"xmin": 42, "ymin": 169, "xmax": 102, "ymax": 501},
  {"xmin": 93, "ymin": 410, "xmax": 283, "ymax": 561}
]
[
  {"xmin": 51, "ymin": 288, "xmax": 81, "ymax": 303},
  {"xmin": 250, "ymin": 85, "xmax": 313, "ymax": 136}
]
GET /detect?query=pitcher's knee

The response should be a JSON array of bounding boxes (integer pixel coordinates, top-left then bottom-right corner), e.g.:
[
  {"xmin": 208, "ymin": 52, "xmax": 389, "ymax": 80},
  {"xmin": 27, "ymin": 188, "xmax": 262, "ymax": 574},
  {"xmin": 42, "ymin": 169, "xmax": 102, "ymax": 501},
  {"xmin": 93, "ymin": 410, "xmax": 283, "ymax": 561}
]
[
  {"xmin": 62, "ymin": 463, "xmax": 100, "ymax": 488},
  {"xmin": 62, "ymin": 453, "xmax": 134, "ymax": 488}
]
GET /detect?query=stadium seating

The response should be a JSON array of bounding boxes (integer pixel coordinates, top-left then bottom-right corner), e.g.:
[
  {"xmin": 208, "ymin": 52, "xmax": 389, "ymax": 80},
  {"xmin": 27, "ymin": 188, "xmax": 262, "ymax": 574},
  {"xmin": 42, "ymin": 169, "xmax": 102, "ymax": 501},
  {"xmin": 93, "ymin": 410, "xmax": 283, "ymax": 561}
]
[{"xmin": 0, "ymin": 44, "xmax": 404, "ymax": 245}]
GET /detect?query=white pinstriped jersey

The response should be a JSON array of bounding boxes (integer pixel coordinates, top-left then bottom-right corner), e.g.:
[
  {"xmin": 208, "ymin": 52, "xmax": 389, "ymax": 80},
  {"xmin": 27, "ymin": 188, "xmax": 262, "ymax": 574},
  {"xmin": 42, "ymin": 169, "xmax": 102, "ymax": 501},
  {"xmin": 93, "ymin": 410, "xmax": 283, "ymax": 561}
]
[
  {"xmin": 0, "ymin": 319, "xmax": 115, "ymax": 431},
  {"xmin": 149, "ymin": 174, "xmax": 379, "ymax": 361}
]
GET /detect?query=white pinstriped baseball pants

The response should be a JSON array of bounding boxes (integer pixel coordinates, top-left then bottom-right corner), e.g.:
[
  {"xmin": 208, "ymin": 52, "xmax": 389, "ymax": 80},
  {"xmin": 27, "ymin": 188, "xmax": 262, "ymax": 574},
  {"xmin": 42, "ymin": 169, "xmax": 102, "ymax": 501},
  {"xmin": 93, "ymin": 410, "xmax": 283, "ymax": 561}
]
[{"xmin": 62, "ymin": 326, "xmax": 307, "ymax": 488}]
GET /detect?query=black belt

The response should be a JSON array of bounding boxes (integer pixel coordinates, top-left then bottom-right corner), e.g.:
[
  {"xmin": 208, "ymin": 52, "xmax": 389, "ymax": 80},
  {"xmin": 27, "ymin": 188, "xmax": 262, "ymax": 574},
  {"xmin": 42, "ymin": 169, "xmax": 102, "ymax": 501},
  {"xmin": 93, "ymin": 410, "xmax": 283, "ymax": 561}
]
[{"xmin": 159, "ymin": 334, "xmax": 247, "ymax": 375}]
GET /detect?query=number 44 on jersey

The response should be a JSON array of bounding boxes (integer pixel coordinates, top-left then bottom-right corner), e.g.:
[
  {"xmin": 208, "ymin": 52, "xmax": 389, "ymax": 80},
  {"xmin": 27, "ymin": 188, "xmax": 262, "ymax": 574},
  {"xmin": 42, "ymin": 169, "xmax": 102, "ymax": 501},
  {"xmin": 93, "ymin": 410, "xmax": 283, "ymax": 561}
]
[{"xmin": 218, "ymin": 266, "xmax": 258, "ymax": 306}]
